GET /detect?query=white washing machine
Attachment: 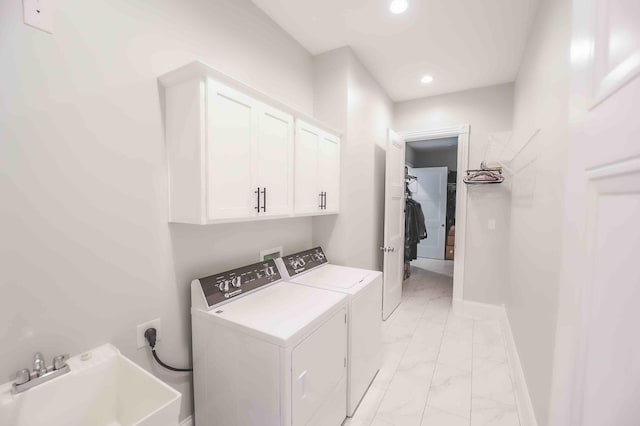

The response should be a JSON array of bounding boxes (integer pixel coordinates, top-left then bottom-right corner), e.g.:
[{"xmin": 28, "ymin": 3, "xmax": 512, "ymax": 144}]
[
  {"xmin": 275, "ymin": 247, "xmax": 382, "ymax": 416},
  {"xmin": 191, "ymin": 258, "xmax": 348, "ymax": 426}
]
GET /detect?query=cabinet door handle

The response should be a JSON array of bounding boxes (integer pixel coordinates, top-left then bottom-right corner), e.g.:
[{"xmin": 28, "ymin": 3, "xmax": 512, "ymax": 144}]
[
  {"xmin": 255, "ymin": 187, "xmax": 261, "ymax": 212},
  {"xmin": 319, "ymin": 192, "xmax": 324, "ymax": 209},
  {"xmin": 323, "ymin": 192, "xmax": 327, "ymax": 210},
  {"xmin": 261, "ymin": 187, "xmax": 267, "ymax": 212}
]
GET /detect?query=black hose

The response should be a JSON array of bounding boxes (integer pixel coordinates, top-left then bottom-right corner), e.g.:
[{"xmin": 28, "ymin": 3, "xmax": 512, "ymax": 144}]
[
  {"xmin": 151, "ymin": 348, "xmax": 193, "ymax": 372},
  {"xmin": 144, "ymin": 327, "xmax": 193, "ymax": 372}
]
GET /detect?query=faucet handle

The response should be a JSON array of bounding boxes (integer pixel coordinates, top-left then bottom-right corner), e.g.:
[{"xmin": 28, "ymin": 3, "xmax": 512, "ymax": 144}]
[
  {"xmin": 12, "ymin": 369, "xmax": 31, "ymax": 385},
  {"xmin": 53, "ymin": 354, "xmax": 69, "ymax": 371},
  {"xmin": 33, "ymin": 352, "xmax": 47, "ymax": 376}
]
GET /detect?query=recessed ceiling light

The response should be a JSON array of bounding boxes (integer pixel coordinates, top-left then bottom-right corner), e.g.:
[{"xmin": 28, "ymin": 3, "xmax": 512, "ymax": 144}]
[
  {"xmin": 421, "ymin": 75, "xmax": 434, "ymax": 84},
  {"xmin": 389, "ymin": 0, "xmax": 408, "ymax": 14}
]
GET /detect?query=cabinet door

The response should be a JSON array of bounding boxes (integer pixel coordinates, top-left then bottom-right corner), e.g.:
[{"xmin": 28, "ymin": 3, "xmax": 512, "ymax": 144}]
[
  {"xmin": 317, "ymin": 133, "xmax": 341, "ymax": 213},
  {"xmin": 206, "ymin": 80, "xmax": 258, "ymax": 220},
  {"xmin": 294, "ymin": 121, "xmax": 321, "ymax": 214},
  {"xmin": 256, "ymin": 105, "xmax": 294, "ymax": 217},
  {"xmin": 292, "ymin": 308, "xmax": 347, "ymax": 426}
]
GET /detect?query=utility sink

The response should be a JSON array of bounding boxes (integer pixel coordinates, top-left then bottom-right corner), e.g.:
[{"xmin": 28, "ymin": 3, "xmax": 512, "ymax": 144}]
[{"xmin": 0, "ymin": 344, "xmax": 181, "ymax": 426}]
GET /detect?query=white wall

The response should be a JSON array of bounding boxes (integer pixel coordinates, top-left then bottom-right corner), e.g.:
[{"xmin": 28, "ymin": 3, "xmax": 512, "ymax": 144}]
[
  {"xmin": 410, "ymin": 145, "xmax": 459, "ymax": 171},
  {"xmin": 312, "ymin": 47, "xmax": 393, "ymax": 271},
  {"xmin": 394, "ymin": 84, "xmax": 514, "ymax": 304},
  {"xmin": 505, "ymin": 0, "xmax": 571, "ymax": 423},
  {"xmin": 405, "ymin": 145, "xmax": 418, "ymax": 167},
  {"xmin": 0, "ymin": 0, "xmax": 315, "ymax": 420}
]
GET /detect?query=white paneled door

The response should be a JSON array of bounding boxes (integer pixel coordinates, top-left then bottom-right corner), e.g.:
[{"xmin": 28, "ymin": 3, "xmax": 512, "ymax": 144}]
[
  {"xmin": 256, "ymin": 104, "xmax": 294, "ymax": 217},
  {"xmin": 412, "ymin": 167, "xmax": 448, "ymax": 260},
  {"xmin": 207, "ymin": 81, "xmax": 257, "ymax": 220},
  {"xmin": 317, "ymin": 133, "xmax": 341, "ymax": 213},
  {"xmin": 294, "ymin": 120, "xmax": 341, "ymax": 215},
  {"xmin": 551, "ymin": 0, "xmax": 640, "ymax": 425},
  {"xmin": 294, "ymin": 122, "xmax": 321, "ymax": 214},
  {"xmin": 382, "ymin": 130, "xmax": 406, "ymax": 320}
]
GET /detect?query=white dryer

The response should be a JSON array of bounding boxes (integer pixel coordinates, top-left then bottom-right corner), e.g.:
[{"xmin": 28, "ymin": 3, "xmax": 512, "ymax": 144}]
[
  {"xmin": 275, "ymin": 247, "xmax": 382, "ymax": 416},
  {"xmin": 191, "ymin": 259, "xmax": 348, "ymax": 426}
]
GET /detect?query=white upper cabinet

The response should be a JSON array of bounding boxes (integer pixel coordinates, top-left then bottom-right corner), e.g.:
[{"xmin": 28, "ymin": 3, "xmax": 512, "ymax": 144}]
[
  {"xmin": 317, "ymin": 133, "xmax": 341, "ymax": 214},
  {"xmin": 207, "ymin": 81, "xmax": 294, "ymax": 221},
  {"xmin": 295, "ymin": 122, "xmax": 321, "ymax": 214},
  {"xmin": 255, "ymin": 105, "xmax": 294, "ymax": 217},
  {"xmin": 160, "ymin": 61, "xmax": 339, "ymax": 224},
  {"xmin": 295, "ymin": 120, "xmax": 341, "ymax": 215},
  {"xmin": 206, "ymin": 81, "xmax": 259, "ymax": 221}
]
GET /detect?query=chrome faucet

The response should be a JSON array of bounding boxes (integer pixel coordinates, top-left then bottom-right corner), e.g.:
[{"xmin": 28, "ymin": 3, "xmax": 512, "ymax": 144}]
[
  {"xmin": 11, "ymin": 352, "xmax": 70, "ymax": 394},
  {"xmin": 33, "ymin": 352, "xmax": 47, "ymax": 377}
]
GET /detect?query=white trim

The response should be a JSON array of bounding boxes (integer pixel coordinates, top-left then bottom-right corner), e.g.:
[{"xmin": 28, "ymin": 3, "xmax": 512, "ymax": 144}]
[
  {"xmin": 451, "ymin": 300, "xmax": 538, "ymax": 426},
  {"xmin": 402, "ymin": 124, "xmax": 469, "ymax": 141},
  {"xmin": 158, "ymin": 61, "xmax": 342, "ymax": 138},
  {"xmin": 502, "ymin": 308, "xmax": 539, "ymax": 426},
  {"xmin": 179, "ymin": 415, "xmax": 194, "ymax": 426},
  {"xmin": 400, "ymin": 124, "xmax": 470, "ymax": 301}
]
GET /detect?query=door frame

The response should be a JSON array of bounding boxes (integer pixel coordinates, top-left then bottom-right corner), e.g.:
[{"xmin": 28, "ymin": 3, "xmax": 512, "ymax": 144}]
[{"xmin": 401, "ymin": 124, "xmax": 470, "ymax": 302}]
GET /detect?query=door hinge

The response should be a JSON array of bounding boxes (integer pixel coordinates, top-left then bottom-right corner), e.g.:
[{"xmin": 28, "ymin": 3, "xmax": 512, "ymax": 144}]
[
  {"xmin": 345, "ymin": 313, "xmax": 347, "ymax": 323},
  {"xmin": 344, "ymin": 357, "xmax": 347, "ymax": 368}
]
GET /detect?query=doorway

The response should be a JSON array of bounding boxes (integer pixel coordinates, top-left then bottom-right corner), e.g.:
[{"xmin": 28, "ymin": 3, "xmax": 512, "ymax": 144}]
[
  {"xmin": 401, "ymin": 126, "xmax": 469, "ymax": 303},
  {"xmin": 406, "ymin": 136, "xmax": 458, "ymax": 260}
]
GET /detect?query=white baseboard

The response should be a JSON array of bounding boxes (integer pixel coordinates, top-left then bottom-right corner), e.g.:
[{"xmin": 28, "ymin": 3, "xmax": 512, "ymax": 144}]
[
  {"xmin": 452, "ymin": 298, "xmax": 504, "ymax": 320},
  {"xmin": 179, "ymin": 416, "xmax": 193, "ymax": 426},
  {"xmin": 453, "ymin": 299, "xmax": 538, "ymax": 426},
  {"xmin": 501, "ymin": 308, "xmax": 538, "ymax": 426}
]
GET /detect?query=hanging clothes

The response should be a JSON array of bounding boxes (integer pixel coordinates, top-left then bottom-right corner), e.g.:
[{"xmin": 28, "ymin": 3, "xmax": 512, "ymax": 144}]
[{"xmin": 405, "ymin": 198, "xmax": 427, "ymax": 261}]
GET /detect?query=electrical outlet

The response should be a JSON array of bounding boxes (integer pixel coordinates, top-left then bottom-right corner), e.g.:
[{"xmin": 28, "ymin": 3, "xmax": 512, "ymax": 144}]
[
  {"xmin": 23, "ymin": 0, "xmax": 54, "ymax": 33},
  {"xmin": 137, "ymin": 318, "xmax": 161, "ymax": 349},
  {"xmin": 260, "ymin": 246, "xmax": 282, "ymax": 261}
]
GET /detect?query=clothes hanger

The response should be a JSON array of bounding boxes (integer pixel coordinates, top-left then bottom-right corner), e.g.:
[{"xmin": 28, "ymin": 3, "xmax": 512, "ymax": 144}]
[{"xmin": 463, "ymin": 161, "xmax": 504, "ymax": 184}]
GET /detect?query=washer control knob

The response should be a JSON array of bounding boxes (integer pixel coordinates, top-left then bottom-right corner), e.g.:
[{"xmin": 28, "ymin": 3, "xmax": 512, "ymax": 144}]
[
  {"xmin": 218, "ymin": 280, "xmax": 230, "ymax": 292},
  {"xmin": 231, "ymin": 276, "xmax": 242, "ymax": 288},
  {"xmin": 291, "ymin": 257, "xmax": 306, "ymax": 269}
]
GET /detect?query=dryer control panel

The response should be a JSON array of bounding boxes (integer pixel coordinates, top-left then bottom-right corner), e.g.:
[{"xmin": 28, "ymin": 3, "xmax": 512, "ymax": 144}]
[
  {"xmin": 198, "ymin": 259, "xmax": 281, "ymax": 308},
  {"xmin": 281, "ymin": 247, "xmax": 328, "ymax": 278}
]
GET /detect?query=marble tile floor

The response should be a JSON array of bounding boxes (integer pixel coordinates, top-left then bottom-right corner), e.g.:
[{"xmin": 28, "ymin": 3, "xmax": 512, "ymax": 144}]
[
  {"xmin": 410, "ymin": 258, "xmax": 454, "ymax": 278},
  {"xmin": 343, "ymin": 262, "xmax": 520, "ymax": 426}
]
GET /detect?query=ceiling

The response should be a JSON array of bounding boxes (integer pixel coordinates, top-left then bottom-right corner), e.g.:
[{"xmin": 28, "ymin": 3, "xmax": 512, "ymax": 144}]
[
  {"xmin": 408, "ymin": 137, "xmax": 458, "ymax": 151},
  {"xmin": 251, "ymin": 0, "xmax": 539, "ymax": 102}
]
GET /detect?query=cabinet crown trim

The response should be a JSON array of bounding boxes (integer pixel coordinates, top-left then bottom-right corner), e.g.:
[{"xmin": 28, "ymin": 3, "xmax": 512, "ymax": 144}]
[{"xmin": 158, "ymin": 60, "xmax": 342, "ymax": 138}]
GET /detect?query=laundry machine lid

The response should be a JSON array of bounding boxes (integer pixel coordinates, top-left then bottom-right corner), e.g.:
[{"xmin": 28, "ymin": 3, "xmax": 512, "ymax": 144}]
[
  {"xmin": 291, "ymin": 264, "xmax": 375, "ymax": 290},
  {"xmin": 207, "ymin": 282, "xmax": 347, "ymax": 346}
]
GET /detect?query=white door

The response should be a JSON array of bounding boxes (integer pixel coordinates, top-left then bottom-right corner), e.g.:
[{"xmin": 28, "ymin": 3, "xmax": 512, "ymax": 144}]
[
  {"xmin": 318, "ymin": 133, "xmax": 341, "ymax": 213},
  {"xmin": 294, "ymin": 121, "xmax": 321, "ymax": 214},
  {"xmin": 256, "ymin": 104, "xmax": 294, "ymax": 217},
  {"xmin": 206, "ymin": 80, "xmax": 258, "ymax": 220},
  {"xmin": 550, "ymin": 0, "xmax": 640, "ymax": 425},
  {"xmin": 412, "ymin": 167, "xmax": 448, "ymax": 259},
  {"xmin": 382, "ymin": 129, "xmax": 406, "ymax": 320},
  {"xmin": 292, "ymin": 308, "xmax": 347, "ymax": 426}
]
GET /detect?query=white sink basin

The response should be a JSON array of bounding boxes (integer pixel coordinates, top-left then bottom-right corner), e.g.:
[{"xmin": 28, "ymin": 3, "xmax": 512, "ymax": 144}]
[{"xmin": 0, "ymin": 344, "xmax": 181, "ymax": 426}]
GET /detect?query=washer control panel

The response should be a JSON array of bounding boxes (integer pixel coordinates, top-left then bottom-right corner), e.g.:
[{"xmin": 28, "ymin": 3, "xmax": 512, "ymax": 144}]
[
  {"xmin": 199, "ymin": 259, "xmax": 281, "ymax": 308},
  {"xmin": 281, "ymin": 247, "xmax": 327, "ymax": 278}
]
